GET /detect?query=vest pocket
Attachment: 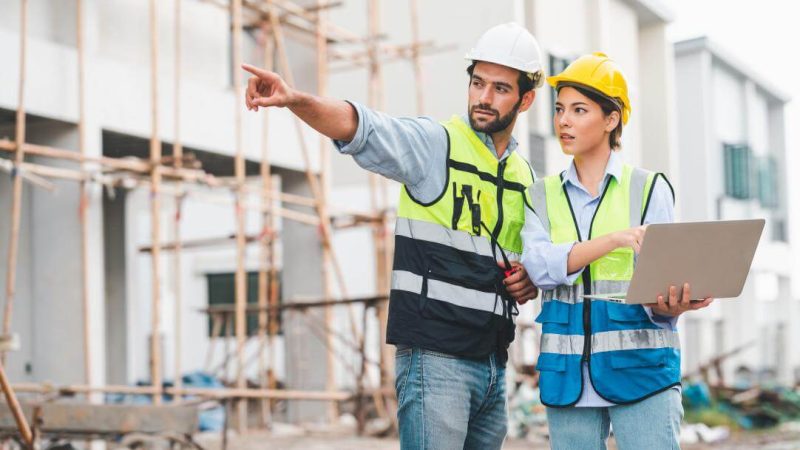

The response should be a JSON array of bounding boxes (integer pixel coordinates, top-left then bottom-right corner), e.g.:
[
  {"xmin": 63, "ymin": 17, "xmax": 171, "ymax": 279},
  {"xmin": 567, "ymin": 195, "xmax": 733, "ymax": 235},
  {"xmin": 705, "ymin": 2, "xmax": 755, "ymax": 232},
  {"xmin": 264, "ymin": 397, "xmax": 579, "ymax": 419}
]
[
  {"xmin": 606, "ymin": 303, "xmax": 650, "ymax": 323},
  {"xmin": 536, "ymin": 352, "xmax": 566, "ymax": 372},
  {"xmin": 593, "ymin": 248, "xmax": 634, "ymax": 280},
  {"xmin": 426, "ymin": 251, "xmax": 497, "ymax": 291},
  {"xmin": 534, "ymin": 301, "xmax": 570, "ymax": 325},
  {"xmin": 610, "ymin": 348, "xmax": 667, "ymax": 369}
]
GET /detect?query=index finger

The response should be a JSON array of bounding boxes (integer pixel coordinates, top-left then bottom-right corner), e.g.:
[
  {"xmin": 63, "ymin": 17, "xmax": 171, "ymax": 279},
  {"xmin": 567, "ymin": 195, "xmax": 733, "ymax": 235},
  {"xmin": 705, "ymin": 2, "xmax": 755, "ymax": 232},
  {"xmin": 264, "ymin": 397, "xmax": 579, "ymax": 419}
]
[{"xmin": 242, "ymin": 63, "xmax": 273, "ymax": 79}]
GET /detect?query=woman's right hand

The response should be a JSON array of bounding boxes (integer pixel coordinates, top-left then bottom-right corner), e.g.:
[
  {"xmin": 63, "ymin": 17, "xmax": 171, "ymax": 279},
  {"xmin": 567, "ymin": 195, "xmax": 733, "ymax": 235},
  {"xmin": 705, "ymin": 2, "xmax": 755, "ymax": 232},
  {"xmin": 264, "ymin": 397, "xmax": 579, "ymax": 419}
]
[{"xmin": 611, "ymin": 225, "xmax": 648, "ymax": 253}]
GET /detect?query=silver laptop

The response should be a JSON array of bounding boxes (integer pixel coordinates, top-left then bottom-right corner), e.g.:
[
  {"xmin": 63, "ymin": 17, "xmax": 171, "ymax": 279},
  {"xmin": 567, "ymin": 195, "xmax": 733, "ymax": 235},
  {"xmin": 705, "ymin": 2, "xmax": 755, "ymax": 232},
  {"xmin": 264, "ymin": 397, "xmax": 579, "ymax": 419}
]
[{"xmin": 582, "ymin": 219, "xmax": 765, "ymax": 304}]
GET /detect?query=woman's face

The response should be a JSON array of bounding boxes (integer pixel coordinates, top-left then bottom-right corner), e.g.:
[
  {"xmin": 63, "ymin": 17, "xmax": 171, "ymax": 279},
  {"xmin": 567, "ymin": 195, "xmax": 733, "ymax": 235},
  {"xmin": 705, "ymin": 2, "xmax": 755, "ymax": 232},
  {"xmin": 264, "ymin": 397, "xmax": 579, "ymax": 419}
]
[{"xmin": 554, "ymin": 86, "xmax": 618, "ymax": 157}]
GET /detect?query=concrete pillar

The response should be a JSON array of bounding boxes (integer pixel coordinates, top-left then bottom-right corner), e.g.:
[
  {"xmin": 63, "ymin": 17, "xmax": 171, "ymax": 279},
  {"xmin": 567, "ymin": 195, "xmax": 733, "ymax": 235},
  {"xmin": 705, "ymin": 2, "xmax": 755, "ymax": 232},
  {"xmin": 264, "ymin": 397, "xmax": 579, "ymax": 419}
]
[
  {"xmin": 639, "ymin": 23, "xmax": 678, "ymax": 177},
  {"xmin": 281, "ymin": 169, "xmax": 328, "ymax": 423},
  {"xmin": 0, "ymin": 119, "xmax": 35, "ymax": 381}
]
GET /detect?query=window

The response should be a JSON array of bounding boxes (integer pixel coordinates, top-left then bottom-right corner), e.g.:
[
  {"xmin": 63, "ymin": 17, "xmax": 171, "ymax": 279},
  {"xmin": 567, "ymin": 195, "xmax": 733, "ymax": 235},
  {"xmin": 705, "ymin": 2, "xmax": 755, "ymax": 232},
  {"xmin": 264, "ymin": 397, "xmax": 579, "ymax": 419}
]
[
  {"xmin": 757, "ymin": 156, "xmax": 779, "ymax": 209},
  {"xmin": 206, "ymin": 271, "xmax": 282, "ymax": 337},
  {"xmin": 549, "ymin": 54, "xmax": 573, "ymax": 135},
  {"xmin": 723, "ymin": 143, "xmax": 751, "ymax": 199}
]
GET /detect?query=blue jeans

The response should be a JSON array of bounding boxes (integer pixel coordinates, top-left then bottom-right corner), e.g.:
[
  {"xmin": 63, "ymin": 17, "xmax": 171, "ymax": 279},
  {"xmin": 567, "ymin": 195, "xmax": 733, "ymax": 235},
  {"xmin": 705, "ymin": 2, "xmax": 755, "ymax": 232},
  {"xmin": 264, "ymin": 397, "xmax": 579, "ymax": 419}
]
[
  {"xmin": 394, "ymin": 346, "xmax": 507, "ymax": 450},
  {"xmin": 546, "ymin": 388, "xmax": 683, "ymax": 450}
]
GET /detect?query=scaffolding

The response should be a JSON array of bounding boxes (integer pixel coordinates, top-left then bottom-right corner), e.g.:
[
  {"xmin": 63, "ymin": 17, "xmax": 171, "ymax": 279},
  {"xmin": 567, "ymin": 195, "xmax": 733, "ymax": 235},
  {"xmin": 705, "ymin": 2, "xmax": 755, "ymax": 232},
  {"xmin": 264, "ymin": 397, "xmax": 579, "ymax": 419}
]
[{"xmin": 0, "ymin": 0, "xmax": 447, "ymax": 444}]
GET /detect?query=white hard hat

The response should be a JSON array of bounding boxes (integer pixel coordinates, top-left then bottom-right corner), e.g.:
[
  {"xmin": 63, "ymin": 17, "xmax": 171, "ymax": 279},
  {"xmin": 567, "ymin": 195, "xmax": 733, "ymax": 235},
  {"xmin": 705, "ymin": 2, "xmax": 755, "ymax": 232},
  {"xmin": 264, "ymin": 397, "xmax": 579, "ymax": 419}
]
[{"xmin": 465, "ymin": 23, "xmax": 545, "ymax": 88}]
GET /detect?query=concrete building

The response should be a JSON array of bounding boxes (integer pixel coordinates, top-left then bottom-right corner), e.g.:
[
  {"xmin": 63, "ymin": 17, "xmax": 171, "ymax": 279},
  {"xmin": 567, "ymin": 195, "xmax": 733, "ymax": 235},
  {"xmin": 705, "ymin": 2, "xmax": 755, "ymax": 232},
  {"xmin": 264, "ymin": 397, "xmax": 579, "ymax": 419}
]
[{"xmin": 674, "ymin": 36, "xmax": 798, "ymax": 386}]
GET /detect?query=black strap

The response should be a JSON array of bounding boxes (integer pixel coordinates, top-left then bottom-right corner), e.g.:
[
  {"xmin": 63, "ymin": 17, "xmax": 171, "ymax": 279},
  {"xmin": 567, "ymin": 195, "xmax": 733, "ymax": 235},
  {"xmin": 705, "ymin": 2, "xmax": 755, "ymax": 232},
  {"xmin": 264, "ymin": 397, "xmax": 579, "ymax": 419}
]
[
  {"xmin": 447, "ymin": 159, "xmax": 527, "ymax": 193},
  {"xmin": 641, "ymin": 173, "xmax": 675, "ymax": 224},
  {"xmin": 480, "ymin": 221, "xmax": 511, "ymax": 272}
]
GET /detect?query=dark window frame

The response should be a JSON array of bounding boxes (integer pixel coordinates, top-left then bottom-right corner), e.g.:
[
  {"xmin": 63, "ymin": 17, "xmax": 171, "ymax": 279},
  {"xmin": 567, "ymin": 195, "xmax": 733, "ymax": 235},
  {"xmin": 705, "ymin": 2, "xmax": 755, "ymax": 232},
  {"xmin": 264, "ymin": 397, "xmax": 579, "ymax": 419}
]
[{"xmin": 206, "ymin": 271, "xmax": 282, "ymax": 337}]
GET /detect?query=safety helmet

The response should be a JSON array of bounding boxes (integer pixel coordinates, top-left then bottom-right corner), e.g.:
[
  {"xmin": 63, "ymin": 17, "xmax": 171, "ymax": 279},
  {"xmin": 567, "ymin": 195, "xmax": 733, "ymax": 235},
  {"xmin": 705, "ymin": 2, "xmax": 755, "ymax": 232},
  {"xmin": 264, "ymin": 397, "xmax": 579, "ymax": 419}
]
[
  {"xmin": 547, "ymin": 52, "xmax": 631, "ymax": 124},
  {"xmin": 465, "ymin": 23, "xmax": 545, "ymax": 88}
]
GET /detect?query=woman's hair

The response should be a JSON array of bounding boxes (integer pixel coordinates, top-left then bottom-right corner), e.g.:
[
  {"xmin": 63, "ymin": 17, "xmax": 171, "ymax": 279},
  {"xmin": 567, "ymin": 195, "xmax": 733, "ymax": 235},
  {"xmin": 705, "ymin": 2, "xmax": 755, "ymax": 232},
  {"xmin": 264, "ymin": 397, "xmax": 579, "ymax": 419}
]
[{"xmin": 559, "ymin": 84, "xmax": 624, "ymax": 150}]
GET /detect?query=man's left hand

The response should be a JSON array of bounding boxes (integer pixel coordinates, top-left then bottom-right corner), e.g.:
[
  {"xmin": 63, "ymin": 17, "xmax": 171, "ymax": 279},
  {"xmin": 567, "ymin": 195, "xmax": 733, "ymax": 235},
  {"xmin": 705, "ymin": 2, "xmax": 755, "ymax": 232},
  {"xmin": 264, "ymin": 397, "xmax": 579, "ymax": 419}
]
[
  {"xmin": 499, "ymin": 261, "xmax": 538, "ymax": 305},
  {"xmin": 644, "ymin": 283, "xmax": 713, "ymax": 317}
]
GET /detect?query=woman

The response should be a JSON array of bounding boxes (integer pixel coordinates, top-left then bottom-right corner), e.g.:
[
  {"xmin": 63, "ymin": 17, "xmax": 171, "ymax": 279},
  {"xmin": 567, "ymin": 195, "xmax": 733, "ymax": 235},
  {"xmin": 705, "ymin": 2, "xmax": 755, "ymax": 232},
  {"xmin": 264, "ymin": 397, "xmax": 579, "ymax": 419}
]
[{"xmin": 520, "ymin": 52, "xmax": 713, "ymax": 449}]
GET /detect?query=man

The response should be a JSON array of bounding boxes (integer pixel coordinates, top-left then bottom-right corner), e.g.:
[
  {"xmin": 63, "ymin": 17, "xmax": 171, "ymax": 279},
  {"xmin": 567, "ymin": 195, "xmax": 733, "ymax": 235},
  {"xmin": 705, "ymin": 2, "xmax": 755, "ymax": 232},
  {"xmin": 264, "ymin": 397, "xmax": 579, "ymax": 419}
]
[{"xmin": 244, "ymin": 22, "xmax": 543, "ymax": 450}]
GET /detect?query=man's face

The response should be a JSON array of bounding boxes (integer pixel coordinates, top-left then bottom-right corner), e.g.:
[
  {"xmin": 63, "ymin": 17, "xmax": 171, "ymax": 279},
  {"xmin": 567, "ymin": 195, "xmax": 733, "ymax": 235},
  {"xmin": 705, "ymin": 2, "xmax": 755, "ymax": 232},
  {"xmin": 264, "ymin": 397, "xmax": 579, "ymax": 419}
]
[{"xmin": 467, "ymin": 61, "xmax": 534, "ymax": 134}]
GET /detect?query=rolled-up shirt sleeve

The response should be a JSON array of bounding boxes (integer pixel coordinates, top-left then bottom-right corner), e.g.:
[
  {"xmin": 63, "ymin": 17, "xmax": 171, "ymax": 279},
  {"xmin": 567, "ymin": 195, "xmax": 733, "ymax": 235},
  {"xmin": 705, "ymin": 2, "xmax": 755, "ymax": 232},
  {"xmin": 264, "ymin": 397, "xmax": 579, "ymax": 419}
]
[
  {"xmin": 521, "ymin": 206, "xmax": 583, "ymax": 291},
  {"xmin": 333, "ymin": 101, "xmax": 448, "ymax": 203}
]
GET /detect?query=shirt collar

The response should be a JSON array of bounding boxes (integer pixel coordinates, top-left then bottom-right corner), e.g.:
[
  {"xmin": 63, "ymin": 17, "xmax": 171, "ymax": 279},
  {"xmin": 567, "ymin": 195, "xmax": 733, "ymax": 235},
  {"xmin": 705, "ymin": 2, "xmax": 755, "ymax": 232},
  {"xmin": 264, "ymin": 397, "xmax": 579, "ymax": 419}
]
[
  {"xmin": 562, "ymin": 151, "xmax": 623, "ymax": 187},
  {"xmin": 460, "ymin": 114, "xmax": 518, "ymax": 161}
]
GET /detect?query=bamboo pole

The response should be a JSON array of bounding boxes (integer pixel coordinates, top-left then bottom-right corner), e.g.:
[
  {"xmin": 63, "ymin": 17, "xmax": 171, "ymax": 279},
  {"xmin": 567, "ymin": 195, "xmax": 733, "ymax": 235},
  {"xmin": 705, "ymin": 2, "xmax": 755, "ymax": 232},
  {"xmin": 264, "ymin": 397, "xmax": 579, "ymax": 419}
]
[
  {"xmin": 230, "ymin": 0, "xmax": 249, "ymax": 431},
  {"xmin": 11, "ymin": 162, "xmax": 93, "ymax": 183},
  {"xmin": 0, "ymin": 140, "xmax": 210, "ymax": 179},
  {"xmin": 365, "ymin": 0, "xmax": 390, "ymax": 424},
  {"xmin": 2, "ymin": 0, "xmax": 29, "ymax": 365},
  {"xmin": 225, "ymin": 313, "xmax": 233, "ymax": 382},
  {"xmin": 149, "ymin": 0, "xmax": 163, "ymax": 406},
  {"xmin": 315, "ymin": 0, "xmax": 339, "ymax": 424},
  {"xmin": 256, "ymin": 23, "xmax": 276, "ymax": 427},
  {"xmin": 0, "ymin": 361, "xmax": 32, "ymax": 446},
  {"xmin": 76, "ymin": 0, "xmax": 94, "ymax": 397},
  {"xmin": 173, "ymin": 0, "xmax": 184, "ymax": 401},
  {"xmin": 0, "ymin": 160, "xmax": 55, "ymax": 191},
  {"xmin": 259, "ymin": 0, "xmax": 364, "ymax": 43}
]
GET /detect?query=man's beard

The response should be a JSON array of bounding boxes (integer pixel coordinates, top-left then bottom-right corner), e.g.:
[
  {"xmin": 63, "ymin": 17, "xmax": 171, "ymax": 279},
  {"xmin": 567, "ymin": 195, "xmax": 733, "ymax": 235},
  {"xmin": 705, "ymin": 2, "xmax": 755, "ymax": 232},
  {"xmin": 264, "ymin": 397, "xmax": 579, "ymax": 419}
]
[{"xmin": 468, "ymin": 99, "xmax": 521, "ymax": 134}]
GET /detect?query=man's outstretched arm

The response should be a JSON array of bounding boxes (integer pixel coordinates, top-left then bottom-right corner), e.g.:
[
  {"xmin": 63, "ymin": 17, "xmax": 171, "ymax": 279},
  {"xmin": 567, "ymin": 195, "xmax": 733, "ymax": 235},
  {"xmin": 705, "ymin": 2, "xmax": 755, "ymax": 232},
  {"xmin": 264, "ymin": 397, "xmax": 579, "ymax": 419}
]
[
  {"xmin": 243, "ymin": 63, "xmax": 358, "ymax": 142},
  {"xmin": 243, "ymin": 63, "xmax": 448, "ymax": 199}
]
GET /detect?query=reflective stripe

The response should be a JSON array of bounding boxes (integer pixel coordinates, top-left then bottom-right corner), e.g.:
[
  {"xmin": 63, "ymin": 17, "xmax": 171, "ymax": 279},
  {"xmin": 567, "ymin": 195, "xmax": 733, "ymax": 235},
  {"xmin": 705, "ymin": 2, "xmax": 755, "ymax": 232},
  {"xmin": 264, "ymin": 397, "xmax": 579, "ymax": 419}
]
[
  {"xmin": 395, "ymin": 217, "xmax": 520, "ymax": 261},
  {"xmin": 391, "ymin": 270, "xmax": 505, "ymax": 317},
  {"xmin": 540, "ymin": 333, "xmax": 584, "ymax": 355},
  {"xmin": 593, "ymin": 329, "xmax": 681, "ymax": 352},
  {"xmin": 542, "ymin": 280, "xmax": 631, "ymax": 304},
  {"xmin": 530, "ymin": 179, "xmax": 549, "ymax": 235},
  {"xmin": 629, "ymin": 167, "xmax": 650, "ymax": 227},
  {"xmin": 542, "ymin": 285, "xmax": 583, "ymax": 304},
  {"xmin": 540, "ymin": 329, "xmax": 680, "ymax": 355}
]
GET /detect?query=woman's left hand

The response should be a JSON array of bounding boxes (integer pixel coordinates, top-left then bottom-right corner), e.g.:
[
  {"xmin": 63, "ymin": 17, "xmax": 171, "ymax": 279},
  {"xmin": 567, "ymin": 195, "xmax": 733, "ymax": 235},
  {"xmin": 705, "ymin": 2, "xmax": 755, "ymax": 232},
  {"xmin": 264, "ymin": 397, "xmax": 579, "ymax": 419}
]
[{"xmin": 644, "ymin": 282, "xmax": 713, "ymax": 317}]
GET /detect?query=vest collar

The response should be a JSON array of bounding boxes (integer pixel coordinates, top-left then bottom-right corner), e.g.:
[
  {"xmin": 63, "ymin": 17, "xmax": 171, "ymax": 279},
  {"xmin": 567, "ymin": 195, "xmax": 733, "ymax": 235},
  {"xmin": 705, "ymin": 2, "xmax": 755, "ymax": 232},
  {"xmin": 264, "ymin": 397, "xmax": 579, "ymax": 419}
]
[
  {"xmin": 561, "ymin": 151, "xmax": 623, "ymax": 191},
  {"xmin": 458, "ymin": 115, "xmax": 518, "ymax": 161}
]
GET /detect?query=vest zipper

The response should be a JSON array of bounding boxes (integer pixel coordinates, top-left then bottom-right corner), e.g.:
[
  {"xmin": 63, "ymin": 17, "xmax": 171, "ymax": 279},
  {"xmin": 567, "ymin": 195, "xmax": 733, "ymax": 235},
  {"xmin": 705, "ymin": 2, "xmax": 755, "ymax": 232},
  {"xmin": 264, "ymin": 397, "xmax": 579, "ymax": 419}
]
[
  {"xmin": 581, "ymin": 179, "xmax": 614, "ymax": 363},
  {"xmin": 581, "ymin": 271, "xmax": 592, "ymax": 362}
]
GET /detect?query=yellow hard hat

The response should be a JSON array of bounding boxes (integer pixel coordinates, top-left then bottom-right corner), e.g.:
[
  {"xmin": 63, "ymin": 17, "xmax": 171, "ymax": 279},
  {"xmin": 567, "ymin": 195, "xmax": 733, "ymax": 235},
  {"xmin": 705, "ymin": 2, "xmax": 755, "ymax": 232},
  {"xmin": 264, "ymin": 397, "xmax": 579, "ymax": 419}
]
[{"xmin": 547, "ymin": 52, "xmax": 631, "ymax": 124}]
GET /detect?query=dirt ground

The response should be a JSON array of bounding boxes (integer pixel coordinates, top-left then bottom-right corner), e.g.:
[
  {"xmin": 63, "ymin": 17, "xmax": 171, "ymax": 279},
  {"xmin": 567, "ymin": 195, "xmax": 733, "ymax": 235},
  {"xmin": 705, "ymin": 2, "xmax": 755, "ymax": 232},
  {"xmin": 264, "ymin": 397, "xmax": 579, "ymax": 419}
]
[{"xmin": 193, "ymin": 429, "xmax": 800, "ymax": 450}]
